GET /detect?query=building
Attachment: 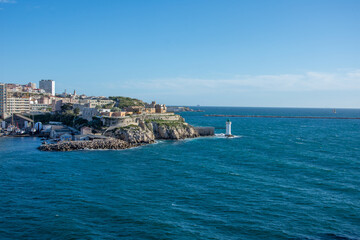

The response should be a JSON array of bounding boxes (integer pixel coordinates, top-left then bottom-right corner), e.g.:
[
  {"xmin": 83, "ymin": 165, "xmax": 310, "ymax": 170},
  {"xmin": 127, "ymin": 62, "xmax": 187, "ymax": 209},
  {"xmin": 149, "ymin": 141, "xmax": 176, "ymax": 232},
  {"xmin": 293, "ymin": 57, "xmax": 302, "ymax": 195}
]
[
  {"xmin": 5, "ymin": 84, "xmax": 22, "ymax": 93},
  {"xmin": 52, "ymin": 97, "xmax": 79, "ymax": 111},
  {"xmin": 155, "ymin": 104, "xmax": 167, "ymax": 113},
  {"xmin": 78, "ymin": 98, "xmax": 114, "ymax": 108},
  {"xmin": 0, "ymin": 83, "xmax": 6, "ymax": 118},
  {"xmin": 27, "ymin": 82, "xmax": 36, "ymax": 89},
  {"xmin": 39, "ymin": 96, "xmax": 52, "ymax": 105},
  {"xmin": 50, "ymin": 125, "xmax": 72, "ymax": 139},
  {"xmin": 81, "ymin": 126, "xmax": 92, "ymax": 135},
  {"xmin": 125, "ymin": 106, "xmax": 145, "ymax": 114},
  {"xmin": 146, "ymin": 101, "xmax": 167, "ymax": 113},
  {"xmin": 60, "ymin": 133, "xmax": 73, "ymax": 141},
  {"xmin": 39, "ymin": 80, "xmax": 55, "ymax": 96},
  {"xmin": 100, "ymin": 111, "xmax": 128, "ymax": 117},
  {"xmin": 6, "ymin": 97, "xmax": 30, "ymax": 115},
  {"xmin": 30, "ymin": 103, "xmax": 51, "ymax": 113},
  {"xmin": 82, "ymin": 107, "xmax": 99, "ymax": 121},
  {"xmin": 4, "ymin": 114, "xmax": 34, "ymax": 129}
]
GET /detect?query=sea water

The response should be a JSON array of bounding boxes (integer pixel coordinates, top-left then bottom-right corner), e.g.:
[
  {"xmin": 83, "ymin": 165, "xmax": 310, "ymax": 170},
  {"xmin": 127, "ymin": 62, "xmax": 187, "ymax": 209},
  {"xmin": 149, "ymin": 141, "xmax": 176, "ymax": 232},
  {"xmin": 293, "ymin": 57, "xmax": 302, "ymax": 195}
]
[{"xmin": 1, "ymin": 107, "xmax": 360, "ymax": 239}]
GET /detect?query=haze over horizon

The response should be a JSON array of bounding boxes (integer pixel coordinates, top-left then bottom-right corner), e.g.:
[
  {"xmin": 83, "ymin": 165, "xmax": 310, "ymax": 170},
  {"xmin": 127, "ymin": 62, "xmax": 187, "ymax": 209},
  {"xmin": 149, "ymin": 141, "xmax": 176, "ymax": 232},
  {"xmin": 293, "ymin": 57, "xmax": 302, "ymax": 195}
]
[{"xmin": 1, "ymin": 0, "xmax": 359, "ymax": 108}]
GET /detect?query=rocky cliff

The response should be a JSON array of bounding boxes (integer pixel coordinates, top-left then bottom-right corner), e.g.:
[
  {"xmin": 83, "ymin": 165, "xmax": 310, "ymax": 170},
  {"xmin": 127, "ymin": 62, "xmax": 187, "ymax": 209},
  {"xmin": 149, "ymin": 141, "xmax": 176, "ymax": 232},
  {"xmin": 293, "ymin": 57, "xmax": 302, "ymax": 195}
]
[
  {"xmin": 104, "ymin": 120, "xmax": 199, "ymax": 143},
  {"xmin": 104, "ymin": 125, "xmax": 155, "ymax": 144},
  {"xmin": 145, "ymin": 121, "xmax": 199, "ymax": 139}
]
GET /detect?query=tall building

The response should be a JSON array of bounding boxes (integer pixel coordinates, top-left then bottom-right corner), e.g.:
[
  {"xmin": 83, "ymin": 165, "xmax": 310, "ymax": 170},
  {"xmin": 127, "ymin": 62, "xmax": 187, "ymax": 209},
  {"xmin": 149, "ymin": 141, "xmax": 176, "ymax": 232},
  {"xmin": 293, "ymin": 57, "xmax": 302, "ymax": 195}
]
[
  {"xmin": 39, "ymin": 80, "xmax": 55, "ymax": 96},
  {"xmin": 0, "ymin": 83, "xmax": 6, "ymax": 118},
  {"xmin": 27, "ymin": 82, "xmax": 36, "ymax": 89}
]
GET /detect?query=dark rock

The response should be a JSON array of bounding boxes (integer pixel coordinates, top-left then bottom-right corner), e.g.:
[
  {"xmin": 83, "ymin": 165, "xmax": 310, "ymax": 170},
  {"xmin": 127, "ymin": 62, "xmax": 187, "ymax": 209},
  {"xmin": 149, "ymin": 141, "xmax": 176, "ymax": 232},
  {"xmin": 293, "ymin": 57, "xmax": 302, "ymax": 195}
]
[{"xmin": 38, "ymin": 138, "xmax": 134, "ymax": 152}]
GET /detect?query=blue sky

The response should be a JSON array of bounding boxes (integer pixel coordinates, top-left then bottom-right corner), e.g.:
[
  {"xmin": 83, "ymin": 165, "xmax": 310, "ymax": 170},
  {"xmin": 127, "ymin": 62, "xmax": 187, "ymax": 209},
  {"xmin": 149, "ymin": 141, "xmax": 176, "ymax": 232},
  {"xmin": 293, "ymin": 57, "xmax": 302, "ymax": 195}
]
[{"xmin": 1, "ymin": 0, "xmax": 359, "ymax": 107}]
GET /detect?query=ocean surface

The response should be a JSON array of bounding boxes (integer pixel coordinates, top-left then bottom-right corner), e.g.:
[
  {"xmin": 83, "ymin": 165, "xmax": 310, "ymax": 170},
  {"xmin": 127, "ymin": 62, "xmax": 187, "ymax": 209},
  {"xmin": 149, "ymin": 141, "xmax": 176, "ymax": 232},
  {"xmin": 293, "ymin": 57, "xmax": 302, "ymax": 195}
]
[{"xmin": 1, "ymin": 107, "xmax": 360, "ymax": 240}]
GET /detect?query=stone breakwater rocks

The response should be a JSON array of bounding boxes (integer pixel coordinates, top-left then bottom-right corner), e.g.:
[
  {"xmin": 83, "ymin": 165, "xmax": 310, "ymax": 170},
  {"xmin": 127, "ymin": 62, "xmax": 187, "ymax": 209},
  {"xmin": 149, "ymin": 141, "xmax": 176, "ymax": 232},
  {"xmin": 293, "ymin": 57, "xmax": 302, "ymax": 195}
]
[{"xmin": 38, "ymin": 139, "xmax": 142, "ymax": 152}]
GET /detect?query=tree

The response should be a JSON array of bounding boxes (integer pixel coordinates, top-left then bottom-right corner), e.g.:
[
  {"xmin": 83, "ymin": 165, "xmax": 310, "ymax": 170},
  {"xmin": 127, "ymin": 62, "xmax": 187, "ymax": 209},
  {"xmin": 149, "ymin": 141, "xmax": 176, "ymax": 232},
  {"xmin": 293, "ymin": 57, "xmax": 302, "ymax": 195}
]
[
  {"xmin": 109, "ymin": 96, "xmax": 145, "ymax": 108},
  {"xmin": 103, "ymin": 103, "xmax": 114, "ymax": 109},
  {"xmin": 88, "ymin": 117, "xmax": 103, "ymax": 130},
  {"xmin": 61, "ymin": 103, "xmax": 73, "ymax": 112},
  {"xmin": 74, "ymin": 107, "xmax": 80, "ymax": 115},
  {"xmin": 111, "ymin": 107, "xmax": 121, "ymax": 112}
]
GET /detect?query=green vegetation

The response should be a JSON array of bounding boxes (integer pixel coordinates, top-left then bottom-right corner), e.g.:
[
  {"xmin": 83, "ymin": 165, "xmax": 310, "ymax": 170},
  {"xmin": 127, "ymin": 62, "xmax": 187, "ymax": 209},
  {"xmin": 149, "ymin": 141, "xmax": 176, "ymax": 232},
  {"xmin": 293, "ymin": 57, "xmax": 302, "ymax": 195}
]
[
  {"xmin": 112, "ymin": 124, "xmax": 140, "ymax": 132},
  {"xmin": 34, "ymin": 112, "xmax": 86, "ymax": 128},
  {"xmin": 109, "ymin": 96, "xmax": 145, "ymax": 108},
  {"xmin": 73, "ymin": 107, "xmax": 80, "ymax": 115},
  {"xmin": 145, "ymin": 119, "xmax": 186, "ymax": 127},
  {"xmin": 118, "ymin": 124, "xmax": 140, "ymax": 130},
  {"xmin": 60, "ymin": 103, "xmax": 73, "ymax": 112},
  {"xmin": 102, "ymin": 103, "xmax": 115, "ymax": 109},
  {"xmin": 33, "ymin": 113, "xmax": 103, "ymax": 130},
  {"xmin": 88, "ymin": 117, "xmax": 103, "ymax": 130},
  {"xmin": 111, "ymin": 107, "xmax": 121, "ymax": 112}
]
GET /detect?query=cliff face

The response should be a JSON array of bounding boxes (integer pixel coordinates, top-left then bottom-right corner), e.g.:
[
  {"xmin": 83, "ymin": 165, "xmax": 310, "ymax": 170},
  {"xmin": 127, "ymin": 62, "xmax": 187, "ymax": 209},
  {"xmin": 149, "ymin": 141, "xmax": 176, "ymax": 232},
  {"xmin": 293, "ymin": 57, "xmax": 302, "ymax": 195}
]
[
  {"xmin": 105, "ymin": 125, "xmax": 155, "ymax": 144},
  {"xmin": 105, "ymin": 120, "xmax": 199, "ymax": 143},
  {"xmin": 145, "ymin": 122, "xmax": 199, "ymax": 140}
]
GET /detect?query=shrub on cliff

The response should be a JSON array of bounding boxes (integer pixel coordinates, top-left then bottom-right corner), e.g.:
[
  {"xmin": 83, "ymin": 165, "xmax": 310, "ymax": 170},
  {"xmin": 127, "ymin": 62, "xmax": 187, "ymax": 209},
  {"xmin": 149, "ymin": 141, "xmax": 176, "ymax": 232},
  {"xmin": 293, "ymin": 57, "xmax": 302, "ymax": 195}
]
[{"xmin": 109, "ymin": 96, "xmax": 145, "ymax": 108}]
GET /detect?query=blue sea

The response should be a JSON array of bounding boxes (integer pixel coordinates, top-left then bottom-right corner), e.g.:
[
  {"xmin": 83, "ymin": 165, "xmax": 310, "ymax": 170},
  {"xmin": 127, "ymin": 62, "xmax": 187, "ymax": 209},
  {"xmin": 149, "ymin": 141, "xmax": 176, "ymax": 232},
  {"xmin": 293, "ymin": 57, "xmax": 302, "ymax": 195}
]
[{"xmin": 1, "ymin": 107, "xmax": 360, "ymax": 240}]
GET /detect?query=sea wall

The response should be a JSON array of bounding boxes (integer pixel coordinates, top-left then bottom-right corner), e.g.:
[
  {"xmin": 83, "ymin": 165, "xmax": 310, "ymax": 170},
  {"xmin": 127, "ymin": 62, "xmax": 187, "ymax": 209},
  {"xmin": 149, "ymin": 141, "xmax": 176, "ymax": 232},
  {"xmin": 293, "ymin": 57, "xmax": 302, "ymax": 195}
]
[
  {"xmin": 194, "ymin": 127, "xmax": 215, "ymax": 136},
  {"xmin": 101, "ymin": 113, "xmax": 183, "ymax": 128}
]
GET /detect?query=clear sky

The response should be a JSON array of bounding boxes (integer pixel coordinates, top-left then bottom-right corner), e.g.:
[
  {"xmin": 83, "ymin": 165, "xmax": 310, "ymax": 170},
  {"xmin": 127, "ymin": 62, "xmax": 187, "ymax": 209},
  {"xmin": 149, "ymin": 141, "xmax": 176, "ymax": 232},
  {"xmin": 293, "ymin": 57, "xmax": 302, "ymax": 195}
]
[{"xmin": 1, "ymin": 0, "xmax": 359, "ymax": 107}]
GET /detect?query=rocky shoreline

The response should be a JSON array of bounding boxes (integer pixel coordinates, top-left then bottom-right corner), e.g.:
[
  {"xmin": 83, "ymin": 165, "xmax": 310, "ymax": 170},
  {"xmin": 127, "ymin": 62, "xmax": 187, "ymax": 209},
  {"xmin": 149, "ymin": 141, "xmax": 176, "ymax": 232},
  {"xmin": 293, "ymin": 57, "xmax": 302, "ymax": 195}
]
[
  {"xmin": 38, "ymin": 138, "xmax": 147, "ymax": 152},
  {"xmin": 38, "ymin": 118, "xmax": 214, "ymax": 152}
]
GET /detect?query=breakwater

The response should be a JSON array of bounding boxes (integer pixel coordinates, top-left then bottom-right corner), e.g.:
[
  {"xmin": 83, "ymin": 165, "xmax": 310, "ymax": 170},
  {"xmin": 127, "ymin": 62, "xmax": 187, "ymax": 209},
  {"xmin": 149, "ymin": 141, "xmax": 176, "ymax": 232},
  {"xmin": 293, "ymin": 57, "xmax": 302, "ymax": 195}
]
[
  {"xmin": 38, "ymin": 138, "xmax": 142, "ymax": 151},
  {"xmin": 205, "ymin": 114, "xmax": 360, "ymax": 120}
]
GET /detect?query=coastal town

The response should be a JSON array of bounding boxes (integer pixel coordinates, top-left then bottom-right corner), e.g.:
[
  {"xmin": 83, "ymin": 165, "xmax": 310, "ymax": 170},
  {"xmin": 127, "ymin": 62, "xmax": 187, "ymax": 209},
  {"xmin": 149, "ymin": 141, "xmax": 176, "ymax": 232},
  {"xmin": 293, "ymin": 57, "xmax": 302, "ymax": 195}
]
[{"xmin": 0, "ymin": 80, "xmax": 214, "ymax": 150}]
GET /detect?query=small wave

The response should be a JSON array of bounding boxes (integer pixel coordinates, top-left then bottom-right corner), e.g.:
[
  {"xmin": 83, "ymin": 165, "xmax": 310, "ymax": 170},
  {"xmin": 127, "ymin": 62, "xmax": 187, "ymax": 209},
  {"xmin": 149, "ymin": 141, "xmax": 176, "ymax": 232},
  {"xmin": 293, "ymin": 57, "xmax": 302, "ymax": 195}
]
[
  {"xmin": 79, "ymin": 148, "xmax": 125, "ymax": 151},
  {"xmin": 229, "ymin": 172, "xmax": 240, "ymax": 176},
  {"xmin": 215, "ymin": 133, "xmax": 242, "ymax": 138},
  {"xmin": 148, "ymin": 140, "xmax": 162, "ymax": 145}
]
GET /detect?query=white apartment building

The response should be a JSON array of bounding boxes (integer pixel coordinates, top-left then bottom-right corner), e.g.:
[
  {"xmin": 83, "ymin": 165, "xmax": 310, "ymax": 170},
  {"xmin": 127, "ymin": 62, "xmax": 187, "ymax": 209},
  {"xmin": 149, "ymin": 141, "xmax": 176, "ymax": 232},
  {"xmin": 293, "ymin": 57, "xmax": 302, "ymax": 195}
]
[
  {"xmin": 39, "ymin": 80, "xmax": 55, "ymax": 96},
  {"xmin": 0, "ymin": 83, "xmax": 6, "ymax": 118},
  {"xmin": 6, "ymin": 97, "xmax": 30, "ymax": 114}
]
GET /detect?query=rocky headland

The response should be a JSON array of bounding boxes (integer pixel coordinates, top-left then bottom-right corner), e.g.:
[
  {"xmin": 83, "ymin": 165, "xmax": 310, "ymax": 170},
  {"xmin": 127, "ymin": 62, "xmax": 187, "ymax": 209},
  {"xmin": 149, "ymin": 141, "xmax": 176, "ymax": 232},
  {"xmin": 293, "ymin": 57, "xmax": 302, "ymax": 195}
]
[
  {"xmin": 104, "ymin": 120, "xmax": 200, "ymax": 144},
  {"xmin": 38, "ymin": 115, "xmax": 213, "ymax": 151}
]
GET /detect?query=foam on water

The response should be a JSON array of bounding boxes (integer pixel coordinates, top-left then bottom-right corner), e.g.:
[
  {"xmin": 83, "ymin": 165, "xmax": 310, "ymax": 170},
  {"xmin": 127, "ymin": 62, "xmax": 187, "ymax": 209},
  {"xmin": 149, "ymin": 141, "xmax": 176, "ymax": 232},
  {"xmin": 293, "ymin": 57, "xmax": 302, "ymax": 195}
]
[{"xmin": 215, "ymin": 133, "xmax": 242, "ymax": 138}]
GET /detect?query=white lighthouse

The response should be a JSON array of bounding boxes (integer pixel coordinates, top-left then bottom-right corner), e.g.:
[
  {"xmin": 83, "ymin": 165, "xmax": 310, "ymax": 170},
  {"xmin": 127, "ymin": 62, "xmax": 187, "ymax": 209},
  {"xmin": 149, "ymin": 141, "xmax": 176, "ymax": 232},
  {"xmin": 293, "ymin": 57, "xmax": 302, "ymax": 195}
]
[{"xmin": 225, "ymin": 119, "xmax": 233, "ymax": 137}]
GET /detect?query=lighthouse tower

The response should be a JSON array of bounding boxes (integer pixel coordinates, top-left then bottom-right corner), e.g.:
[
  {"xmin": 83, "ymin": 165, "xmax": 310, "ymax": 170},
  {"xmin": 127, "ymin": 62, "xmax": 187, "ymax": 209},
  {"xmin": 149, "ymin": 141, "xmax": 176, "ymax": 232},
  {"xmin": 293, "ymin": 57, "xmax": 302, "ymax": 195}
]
[{"xmin": 225, "ymin": 119, "xmax": 233, "ymax": 137}]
